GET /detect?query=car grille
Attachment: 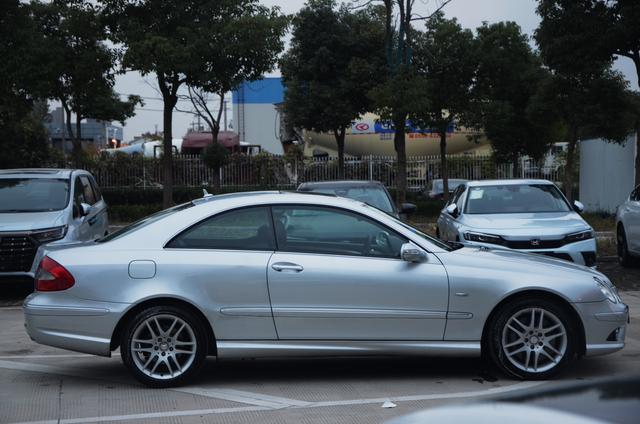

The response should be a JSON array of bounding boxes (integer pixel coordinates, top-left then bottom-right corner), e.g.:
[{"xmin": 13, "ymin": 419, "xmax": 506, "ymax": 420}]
[
  {"xmin": 503, "ymin": 239, "xmax": 567, "ymax": 249},
  {"xmin": 0, "ymin": 235, "xmax": 38, "ymax": 272}
]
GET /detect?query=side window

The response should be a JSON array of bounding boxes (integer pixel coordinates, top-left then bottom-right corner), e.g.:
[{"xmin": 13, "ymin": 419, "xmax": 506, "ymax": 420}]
[
  {"xmin": 452, "ymin": 185, "xmax": 465, "ymax": 206},
  {"xmin": 166, "ymin": 206, "xmax": 275, "ymax": 251},
  {"xmin": 631, "ymin": 185, "xmax": 640, "ymax": 201},
  {"xmin": 88, "ymin": 175, "xmax": 102, "ymax": 202},
  {"xmin": 73, "ymin": 177, "xmax": 85, "ymax": 212},
  {"xmin": 272, "ymin": 205, "xmax": 406, "ymax": 259},
  {"xmin": 79, "ymin": 176, "xmax": 97, "ymax": 205},
  {"xmin": 447, "ymin": 185, "xmax": 462, "ymax": 206}
]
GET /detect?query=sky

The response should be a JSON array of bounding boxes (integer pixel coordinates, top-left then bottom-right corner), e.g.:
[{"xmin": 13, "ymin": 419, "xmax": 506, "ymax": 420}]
[{"xmin": 111, "ymin": 0, "xmax": 639, "ymax": 142}]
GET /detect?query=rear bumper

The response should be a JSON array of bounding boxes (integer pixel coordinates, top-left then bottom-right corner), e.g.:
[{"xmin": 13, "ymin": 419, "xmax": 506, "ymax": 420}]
[{"xmin": 23, "ymin": 292, "xmax": 129, "ymax": 357}]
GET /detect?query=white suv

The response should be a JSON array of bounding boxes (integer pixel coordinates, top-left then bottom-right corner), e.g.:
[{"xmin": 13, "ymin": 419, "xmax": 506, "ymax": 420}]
[{"xmin": 0, "ymin": 168, "xmax": 108, "ymax": 279}]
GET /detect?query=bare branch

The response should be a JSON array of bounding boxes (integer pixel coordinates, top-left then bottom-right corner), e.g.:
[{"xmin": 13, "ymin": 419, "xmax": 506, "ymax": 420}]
[{"xmin": 410, "ymin": 0, "xmax": 453, "ymax": 21}]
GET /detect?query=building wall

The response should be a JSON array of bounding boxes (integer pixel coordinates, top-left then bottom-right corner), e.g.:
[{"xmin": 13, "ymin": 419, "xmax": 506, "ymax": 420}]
[
  {"xmin": 579, "ymin": 134, "xmax": 637, "ymax": 213},
  {"xmin": 45, "ymin": 108, "xmax": 123, "ymax": 151},
  {"xmin": 232, "ymin": 78, "xmax": 284, "ymax": 154}
]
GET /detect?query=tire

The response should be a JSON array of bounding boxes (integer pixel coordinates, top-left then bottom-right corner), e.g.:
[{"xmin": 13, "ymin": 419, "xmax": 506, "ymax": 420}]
[
  {"xmin": 617, "ymin": 225, "xmax": 634, "ymax": 267},
  {"xmin": 120, "ymin": 305, "xmax": 208, "ymax": 388},
  {"xmin": 435, "ymin": 227, "xmax": 441, "ymax": 239},
  {"xmin": 486, "ymin": 298, "xmax": 577, "ymax": 380}
]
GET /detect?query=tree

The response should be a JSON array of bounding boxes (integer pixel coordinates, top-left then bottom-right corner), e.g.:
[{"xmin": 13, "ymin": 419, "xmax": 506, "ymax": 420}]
[
  {"xmin": 281, "ymin": 0, "xmax": 385, "ymax": 179},
  {"xmin": 474, "ymin": 22, "xmax": 560, "ymax": 174},
  {"xmin": 0, "ymin": 1, "xmax": 53, "ymax": 168},
  {"xmin": 202, "ymin": 142, "xmax": 230, "ymax": 192},
  {"xmin": 103, "ymin": 0, "xmax": 287, "ymax": 208},
  {"xmin": 528, "ymin": 71, "xmax": 637, "ymax": 200},
  {"xmin": 185, "ymin": 1, "xmax": 287, "ymax": 155},
  {"xmin": 536, "ymin": 0, "xmax": 640, "ymax": 184},
  {"xmin": 30, "ymin": 0, "xmax": 128, "ymax": 165},
  {"xmin": 411, "ymin": 13, "xmax": 477, "ymax": 201}
]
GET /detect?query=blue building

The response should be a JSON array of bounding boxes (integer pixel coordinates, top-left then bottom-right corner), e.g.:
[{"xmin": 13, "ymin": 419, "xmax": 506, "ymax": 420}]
[{"xmin": 232, "ymin": 78, "xmax": 284, "ymax": 154}]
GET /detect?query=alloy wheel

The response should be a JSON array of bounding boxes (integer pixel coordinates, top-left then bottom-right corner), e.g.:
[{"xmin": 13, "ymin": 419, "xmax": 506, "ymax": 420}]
[
  {"xmin": 130, "ymin": 314, "xmax": 197, "ymax": 380},
  {"xmin": 501, "ymin": 307, "xmax": 567, "ymax": 373}
]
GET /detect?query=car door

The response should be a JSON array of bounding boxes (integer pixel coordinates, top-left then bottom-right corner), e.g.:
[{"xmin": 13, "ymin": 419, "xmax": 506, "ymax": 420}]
[
  {"xmin": 267, "ymin": 205, "xmax": 449, "ymax": 341},
  {"xmin": 76, "ymin": 175, "xmax": 104, "ymax": 240},
  {"xmin": 71, "ymin": 176, "xmax": 93, "ymax": 241},
  {"xmin": 625, "ymin": 186, "xmax": 640, "ymax": 252},
  {"xmin": 164, "ymin": 206, "xmax": 278, "ymax": 340},
  {"xmin": 86, "ymin": 175, "xmax": 109, "ymax": 237},
  {"xmin": 439, "ymin": 185, "xmax": 464, "ymax": 241}
]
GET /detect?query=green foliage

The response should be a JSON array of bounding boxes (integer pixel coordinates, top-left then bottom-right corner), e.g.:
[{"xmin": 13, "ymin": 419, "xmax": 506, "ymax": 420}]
[
  {"xmin": 474, "ymin": 22, "xmax": 559, "ymax": 164},
  {"xmin": 202, "ymin": 142, "xmax": 231, "ymax": 171}
]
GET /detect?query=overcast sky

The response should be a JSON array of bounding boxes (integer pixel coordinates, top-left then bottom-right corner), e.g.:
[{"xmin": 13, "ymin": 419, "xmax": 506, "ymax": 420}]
[{"xmin": 112, "ymin": 0, "xmax": 639, "ymax": 141}]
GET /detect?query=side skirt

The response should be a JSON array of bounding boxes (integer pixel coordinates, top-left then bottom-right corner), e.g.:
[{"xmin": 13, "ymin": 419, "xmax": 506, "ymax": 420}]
[{"xmin": 215, "ymin": 340, "xmax": 481, "ymax": 359}]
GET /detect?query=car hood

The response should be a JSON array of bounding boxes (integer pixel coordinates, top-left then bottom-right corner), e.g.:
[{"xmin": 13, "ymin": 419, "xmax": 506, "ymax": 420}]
[
  {"xmin": 0, "ymin": 210, "xmax": 67, "ymax": 233},
  {"xmin": 460, "ymin": 212, "xmax": 589, "ymax": 237}
]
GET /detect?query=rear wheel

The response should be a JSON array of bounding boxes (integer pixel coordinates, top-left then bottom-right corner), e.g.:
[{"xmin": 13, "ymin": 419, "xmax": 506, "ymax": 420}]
[
  {"xmin": 121, "ymin": 305, "xmax": 207, "ymax": 387},
  {"xmin": 617, "ymin": 226, "xmax": 635, "ymax": 267},
  {"xmin": 486, "ymin": 298, "xmax": 577, "ymax": 380}
]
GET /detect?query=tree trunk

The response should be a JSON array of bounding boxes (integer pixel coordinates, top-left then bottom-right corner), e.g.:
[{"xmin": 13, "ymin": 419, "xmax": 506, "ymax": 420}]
[
  {"xmin": 563, "ymin": 132, "xmax": 577, "ymax": 202},
  {"xmin": 439, "ymin": 130, "xmax": 449, "ymax": 202},
  {"xmin": 512, "ymin": 152, "xmax": 519, "ymax": 178},
  {"xmin": 62, "ymin": 103, "xmax": 80, "ymax": 166},
  {"xmin": 334, "ymin": 127, "xmax": 346, "ymax": 180},
  {"xmin": 162, "ymin": 94, "xmax": 178, "ymax": 208},
  {"xmin": 75, "ymin": 115, "xmax": 82, "ymax": 167},
  {"xmin": 393, "ymin": 117, "xmax": 407, "ymax": 206},
  {"xmin": 636, "ymin": 128, "xmax": 640, "ymax": 187}
]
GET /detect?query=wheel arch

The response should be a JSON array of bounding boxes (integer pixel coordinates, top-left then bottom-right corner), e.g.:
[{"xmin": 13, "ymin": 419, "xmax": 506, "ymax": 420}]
[
  {"xmin": 481, "ymin": 289, "xmax": 586, "ymax": 357},
  {"xmin": 110, "ymin": 296, "xmax": 217, "ymax": 355}
]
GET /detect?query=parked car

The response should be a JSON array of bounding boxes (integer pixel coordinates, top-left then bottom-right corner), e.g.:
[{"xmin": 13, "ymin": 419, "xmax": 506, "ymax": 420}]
[
  {"xmin": 297, "ymin": 180, "xmax": 416, "ymax": 218},
  {"xmin": 424, "ymin": 178, "xmax": 468, "ymax": 200},
  {"xmin": 25, "ymin": 191, "xmax": 626, "ymax": 387},
  {"xmin": 616, "ymin": 185, "xmax": 640, "ymax": 267},
  {"xmin": 436, "ymin": 179, "xmax": 596, "ymax": 267},
  {"xmin": 388, "ymin": 377, "xmax": 640, "ymax": 424},
  {"xmin": 0, "ymin": 169, "xmax": 108, "ymax": 279}
]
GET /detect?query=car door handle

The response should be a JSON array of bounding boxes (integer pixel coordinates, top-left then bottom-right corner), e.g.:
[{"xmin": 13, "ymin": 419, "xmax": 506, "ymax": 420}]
[{"xmin": 271, "ymin": 262, "xmax": 304, "ymax": 273}]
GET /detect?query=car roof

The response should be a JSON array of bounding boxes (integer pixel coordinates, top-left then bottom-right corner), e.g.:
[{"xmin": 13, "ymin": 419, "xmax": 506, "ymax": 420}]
[
  {"xmin": 298, "ymin": 180, "xmax": 385, "ymax": 189},
  {"xmin": 0, "ymin": 168, "xmax": 83, "ymax": 179},
  {"xmin": 466, "ymin": 179, "xmax": 554, "ymax": 187}
]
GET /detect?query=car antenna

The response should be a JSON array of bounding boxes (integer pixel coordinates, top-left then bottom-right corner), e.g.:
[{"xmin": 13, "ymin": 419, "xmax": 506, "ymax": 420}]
[{"xmin": 202, "ymin": 188, "xmax": 213, "ymax": 198}]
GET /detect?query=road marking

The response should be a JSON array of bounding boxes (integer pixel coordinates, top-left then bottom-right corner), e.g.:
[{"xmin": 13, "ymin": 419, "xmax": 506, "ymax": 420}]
[
  {"xmin": 6, "ymin": 381, "xmax": 545, "ymax": 424},
  {"xmin": 175, "ymin": 387, "xmax": 312, "ymax": 408},
  {"xmin": 6, "ymin": 405, "xmax": 272, "ymax": 424}
]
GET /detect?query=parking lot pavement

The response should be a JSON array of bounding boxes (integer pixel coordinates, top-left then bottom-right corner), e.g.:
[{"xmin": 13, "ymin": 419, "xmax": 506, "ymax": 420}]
[{"xmin": 0, "ymin": 292, "xmax": 638, "ymax": 424}]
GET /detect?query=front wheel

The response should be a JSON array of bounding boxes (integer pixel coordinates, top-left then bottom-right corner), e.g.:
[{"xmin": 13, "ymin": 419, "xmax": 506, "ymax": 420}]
[
  {"xmin": 121, "ymin": 306, "xmax": 208, "ymax": 387},
  {"xmin": 486, "ymin": 298, "xmax": 577, "ymax": 380}
]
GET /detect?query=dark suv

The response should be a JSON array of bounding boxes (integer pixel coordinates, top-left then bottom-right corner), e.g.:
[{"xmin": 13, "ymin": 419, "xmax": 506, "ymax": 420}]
[{"xmin": 297, "ymin": 180, "xmax": 416, "ymax": 218}]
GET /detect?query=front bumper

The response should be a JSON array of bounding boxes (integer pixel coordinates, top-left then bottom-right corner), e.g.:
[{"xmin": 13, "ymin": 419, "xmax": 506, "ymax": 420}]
[
  {"xmin": 462, "ymin": 238, "xmax": 597, "ymax": 266},
  {"xmin": 23, "ymin": 292, "xmax": 129, "ymax": 357},
  {"xmin": 573, "ymin": 299, "xmax": 629, "ymax": 356}
]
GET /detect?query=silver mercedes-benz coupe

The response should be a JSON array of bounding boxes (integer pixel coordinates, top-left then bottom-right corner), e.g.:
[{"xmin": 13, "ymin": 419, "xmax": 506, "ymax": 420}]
[{"xmin": 24, "ymin": 191, "xmax": 628, "ymax": 387}]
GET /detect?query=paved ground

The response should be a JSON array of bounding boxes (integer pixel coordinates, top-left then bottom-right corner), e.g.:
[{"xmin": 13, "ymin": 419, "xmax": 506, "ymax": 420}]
[{"xmin": 0, "ymin": 291, "xmax": 638, "ymax": 424}]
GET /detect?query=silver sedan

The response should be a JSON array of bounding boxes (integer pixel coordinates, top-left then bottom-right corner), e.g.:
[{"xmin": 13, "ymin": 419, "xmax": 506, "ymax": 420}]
[{"xmin": 24, "ymin": 191, "xmax": 628, "ymax": 387}]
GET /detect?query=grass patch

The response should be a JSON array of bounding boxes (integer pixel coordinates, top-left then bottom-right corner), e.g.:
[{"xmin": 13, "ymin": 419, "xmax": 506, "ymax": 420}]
[{"xmin": 582, "ymin": 213, "xmax": 615, "ymax": 232}]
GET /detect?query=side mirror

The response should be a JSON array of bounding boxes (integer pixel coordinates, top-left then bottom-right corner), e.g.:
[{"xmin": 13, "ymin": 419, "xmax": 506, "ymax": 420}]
[
  {"xmin": 400, "ymin": 242, "xmax": 428, "ymax": 263},
  {"xmin": 400, "ymin": 202, "xmax": 417, "ymax": 215},
  {"xmin": 80, "ymin": 202, "xmax": 92, "ymax": 217},
  {"xmin": 445, "ymin": 203, "xmax": 459, "ymax": 218},
  {"xmin": 573, "ymin": 200, "xmax": 584, "ymax": 213}
]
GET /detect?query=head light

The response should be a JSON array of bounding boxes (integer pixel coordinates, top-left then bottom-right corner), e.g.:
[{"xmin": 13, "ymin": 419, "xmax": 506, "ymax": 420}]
[
  {"xmin": 566, "ymin": 229, "xmax": 594, "ymax": 243},
  {"xmin": 463, "ymin": 232, "xmax": 504, "ymax": 245},
  {"xmin": 594, "ymin": 276, "xmax": 618, "ymax": 303},
  {"xmin": 31, "ymin": 225, "xmax": 68, "ymax": 243}
]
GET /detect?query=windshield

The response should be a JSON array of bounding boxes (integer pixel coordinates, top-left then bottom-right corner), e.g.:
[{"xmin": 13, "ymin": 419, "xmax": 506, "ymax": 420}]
[
  {"xmin": 0, "ymin": 178, "xmax": 70, "ymax": 212},
  {"xmin": 97, "ymin": 202, "xmax": 194, "ymax": 243},
  {"xmin": 465, "ymin": 184, "xmax": 571, "ymax": 214},
  {"xmin": 303, "ymin": 186, "xmax": 395, "ymax": 214}
]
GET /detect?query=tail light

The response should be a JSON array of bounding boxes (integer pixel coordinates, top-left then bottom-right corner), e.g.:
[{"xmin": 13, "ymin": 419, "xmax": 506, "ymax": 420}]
[{"xmin": 35, "ymin": 256, "xmax": 75, "ymax": 291}]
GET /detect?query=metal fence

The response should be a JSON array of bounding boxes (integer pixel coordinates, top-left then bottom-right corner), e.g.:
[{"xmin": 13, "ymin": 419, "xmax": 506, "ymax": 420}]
[{"xmin": 84, "ymin": 154, "xmax": 565, "ymax": 191}]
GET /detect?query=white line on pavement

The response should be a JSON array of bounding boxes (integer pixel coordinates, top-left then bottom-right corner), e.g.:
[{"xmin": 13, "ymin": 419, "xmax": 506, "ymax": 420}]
[
  {"xmin": 0, "ymin": 353, "xmax": 119, "ymax": 360},
  {"xmin": 175, "ymin": 387, "xmax": 313, "ymax": 408}
]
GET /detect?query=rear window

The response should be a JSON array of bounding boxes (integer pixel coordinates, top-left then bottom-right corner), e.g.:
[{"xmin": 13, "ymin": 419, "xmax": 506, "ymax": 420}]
[
  {"xmin": 97, "ymin": 202, "xmax": 194, "ymax": 243},
  {"xmin": 0, "ymin": 178, "xmax": 70, "ymax": 212}
]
